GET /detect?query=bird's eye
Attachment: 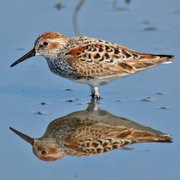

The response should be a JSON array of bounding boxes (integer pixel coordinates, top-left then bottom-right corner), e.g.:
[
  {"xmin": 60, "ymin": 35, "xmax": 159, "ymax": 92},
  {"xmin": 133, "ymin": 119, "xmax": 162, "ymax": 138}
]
[
  {"xmin": 41, "ymin": 150, "xmax": 47, "ymax": 155},
  {"xmin": 43, "ymin": 41, "xmax": 49, "ymax": 46}
]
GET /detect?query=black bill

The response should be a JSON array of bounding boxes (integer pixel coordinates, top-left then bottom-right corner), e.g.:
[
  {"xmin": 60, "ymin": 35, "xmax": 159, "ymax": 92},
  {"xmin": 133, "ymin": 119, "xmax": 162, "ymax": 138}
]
[
  {"xmin": 10, "ymin": 48, "xmax": 36, "ymax": 67},
  {"xmin": 9, "ymin": 127, "xmax": 34, "ymax": 145}
]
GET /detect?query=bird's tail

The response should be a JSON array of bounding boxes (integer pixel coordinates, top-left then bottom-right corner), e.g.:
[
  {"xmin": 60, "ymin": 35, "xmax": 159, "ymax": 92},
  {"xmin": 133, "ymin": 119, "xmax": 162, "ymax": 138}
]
[
  {"xmin": 115, "ymin": 128, "xmax": 172, "ymax": 144},
  {"xmin": 140, "ymin": 53, "xmax": 174, "ymax": 64},
  {"xmin": 124, "ymin": 53, "xmax": 174, "ymax": 72}
]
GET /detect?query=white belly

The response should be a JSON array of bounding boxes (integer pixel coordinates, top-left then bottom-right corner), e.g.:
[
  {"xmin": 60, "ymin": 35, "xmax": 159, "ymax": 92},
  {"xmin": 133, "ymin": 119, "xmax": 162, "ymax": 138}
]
[{"xmin": 73, "ymin": 75, "xmax": 125, "ymax": 87}]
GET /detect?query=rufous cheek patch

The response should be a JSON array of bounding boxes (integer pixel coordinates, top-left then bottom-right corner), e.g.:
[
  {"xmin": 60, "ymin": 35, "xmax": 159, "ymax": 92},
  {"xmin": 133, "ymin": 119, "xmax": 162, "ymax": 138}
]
[{"xmin": 48, "ymin": 42, "xmax": 60, "ymax": 50}]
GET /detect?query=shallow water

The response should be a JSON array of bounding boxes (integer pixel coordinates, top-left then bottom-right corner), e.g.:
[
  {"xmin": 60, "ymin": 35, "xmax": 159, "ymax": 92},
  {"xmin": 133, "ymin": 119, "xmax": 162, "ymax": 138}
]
[{"xmin": 1, "ymin": 0, "xmax": 180, "ymax": 179}]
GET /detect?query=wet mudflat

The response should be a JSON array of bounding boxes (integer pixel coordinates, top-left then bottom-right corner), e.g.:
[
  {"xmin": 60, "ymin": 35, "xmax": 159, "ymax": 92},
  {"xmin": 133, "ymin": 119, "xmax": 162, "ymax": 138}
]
[{"xmin": 0, "ymin": 0, "xmax": 180, "ymax": 179}]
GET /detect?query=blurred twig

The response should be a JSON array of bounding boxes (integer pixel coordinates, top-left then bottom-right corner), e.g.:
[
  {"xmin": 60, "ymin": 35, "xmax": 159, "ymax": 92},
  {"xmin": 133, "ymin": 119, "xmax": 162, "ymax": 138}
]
[{"xmin": 73, "ymin": 0, "xmax": 85, "ymax": 36}]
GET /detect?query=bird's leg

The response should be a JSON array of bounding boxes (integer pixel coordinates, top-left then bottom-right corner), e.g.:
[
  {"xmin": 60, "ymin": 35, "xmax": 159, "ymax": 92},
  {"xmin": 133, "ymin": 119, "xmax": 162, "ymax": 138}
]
[
  {"xmin": 89, "ymin": 85, "xmax": 95, "ymax": 97},
  {"xmin": 94, "ymin": 87, "xmax": 100, "ymax": 100},
  {"xmin": 90, "ymin": 96, "xmax": 95, "ymax": 103},
  {"xmin": 89, "ymin": 85, "xmax": 100, "ymax": 99}
]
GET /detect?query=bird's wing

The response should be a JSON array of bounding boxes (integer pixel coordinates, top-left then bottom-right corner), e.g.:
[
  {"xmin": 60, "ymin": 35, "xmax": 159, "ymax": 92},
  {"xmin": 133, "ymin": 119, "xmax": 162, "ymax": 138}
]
[
  {"xmin": 63, "ymin": 125, "xmax": 137, "ymax": 155},
  {"xmin": 64, "ymin": 37, "xmax": 173, "ymax": 75},
  {"xmin": 63, "ymin": 123, "xmax": 171, "ymax": 155},
  {"xmin": 64, "ymin": 38, "xmax": 139, "ymax": 78}
]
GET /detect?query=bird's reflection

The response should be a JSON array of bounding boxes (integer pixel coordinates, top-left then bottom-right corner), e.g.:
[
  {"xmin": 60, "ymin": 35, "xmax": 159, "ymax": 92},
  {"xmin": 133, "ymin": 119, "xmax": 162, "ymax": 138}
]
[{"xmin": 10, "ymin": 102, "xmax": 172, "ymax": 161}]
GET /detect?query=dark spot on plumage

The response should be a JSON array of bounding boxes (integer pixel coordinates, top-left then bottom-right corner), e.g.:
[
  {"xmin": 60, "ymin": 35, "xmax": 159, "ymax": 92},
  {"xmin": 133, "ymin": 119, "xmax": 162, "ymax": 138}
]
[
  {"xmin": 123, "ymin": 141, "xmax": 131, "ymax": 145},
  {"xmin": 92, "ymin": 47, "xmax": 96, "ymax": 52},
  {"xmin": 133, "ymin": 54, "xmax": 139, "ymax": 59},
  {"xmin": 92, "ymin": 149, "xmax": 96, "ymax": 153},
  {"xmin": 113, "ymin": 54, "xmax": 120, "ymax": 59},
  {"xmin": 77, "ymin": 52, "xmax": 81, "ymax": 56},
  {"xmin": 126, "ymin": 53, "xmax": 132, "ymax": 58},
  {"xmin": 104, "ymin": 147, "xmax": 111, "ymax": 152},
  {"xmin": 79, "ymin": 140, "xmax": 83, "ymax": 143},
  {"xmin": 84, "ymin": 149, "xmax": 89, "ymax": 153},
  {"xmin": 94, "ymin": 53, "xmax": 100, "ymax": 59},
  {"xmin": 112, "ymin": 142, "xmax": 119, "ymax": 145},
  {"xmin": 119, "ymin": 63, "xmax": 128, "ymax": 69},
  {"xmin": 99, "ymin": 56, "xmax": 104, "ymax": 62},
  {"xmin": 97, "ymin": 148, "xmax": 102, "ymax": 153},
  {"xmin": 96, "ymin": 140, "xmax": 103, "ymax": 144},
  {"xmin": 99, "ymin": 46, "xmax": 104, "ymax": 52},
  {"xmin": 86, "ymin": 143, "xmax": 90, "ymax": 147},
  {"xmin": 105, "ymin": 46, "xmax": 110, "ymax": 51},
  {"xmin": 105, "ymin": 53, "xmax": 110, "ymax": 59},
  {"xmin": 65, "ymin": 53, "xmax": 71, "ymax": 56},
  {"xmin": 114, "ymin": 49, "xmax": 120, "ymax": 54},
  {"xmin": 85, "ymin": 45, "xmax": 91, "ymax": 51},
  {"xmin": 80, "ymin": 143, "xmax": 85, "ymax": 148},
  {"xmin": 88, "ymin": 54, "xmax": 91, "ymax": 59},
  {"xmin": 122, "ymin": 50, "xmax": 132, "ymax": 58},
  {"xmin": 92, "ymin": 143, "xmax": 99, "ymax": 148},
  {"xmin": 112, "ymin": 145, "xmax": 118, "ymax": 149},
  {"xmin": 118, "ymin": 63, "xmax": 133, "ymax": 71},
  {"xmin": 103, "ymin": 142, "xmax": 109, "ymax": 147}
]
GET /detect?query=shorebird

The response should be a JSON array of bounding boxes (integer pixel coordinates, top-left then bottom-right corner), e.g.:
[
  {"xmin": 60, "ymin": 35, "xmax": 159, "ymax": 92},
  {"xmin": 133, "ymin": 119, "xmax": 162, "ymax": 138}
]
[
  {"xmin": 9, "ymin": 102, "xmax": 171, "ymax": 161},
  {"xmin": 11, "ymin": 32, "xmax": 174, "ymax": 98}
]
